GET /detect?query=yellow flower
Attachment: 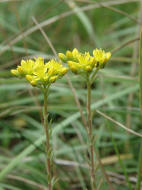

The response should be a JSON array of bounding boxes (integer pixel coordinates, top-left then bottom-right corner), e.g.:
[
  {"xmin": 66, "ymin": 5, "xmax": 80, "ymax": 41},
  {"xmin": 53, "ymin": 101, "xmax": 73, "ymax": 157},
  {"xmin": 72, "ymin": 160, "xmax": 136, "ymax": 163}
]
[
  {"xmin": 11, "ymin": 59, "xmax": 35, "ymax": 77},
  {"xmin": 59, "ymin": 48, "xmax": 111, "ymax": 75},
  {"xmin": 11, "ymin": 69, "xmax": 19, "ymax": 76},
  {"xmin": 26, "ymin": 75, "xmax": 38, "ymax": 86},
  {"xmin": 67, "ymin": 61, "xmax": 79, "ymax": 73},
  {"xmin": 77, "ymin": 52, "xmax": 95, "ymax": 72},
  {"xmin": 49, "ymin": 76, "xmax": 58, "ymax": 83},
  {"xmin": 11, "ymin": 57, "xmax": 68, "ymax": 88},
  {"xmin": 93, "ymin": 49, "xmax": 111, "ymax": 68},
  {"xmin": 58, "ymin": 53, "xmax": 67, "ymax": 62},
  {"xmin": 46, "ymin": 59, "xmax": 68, "ymax": 77},
  {"xmin": 59, "ymin": 49, "xmax": 95, "ymax": 74},
  {"xmin": 58, "ymin": 48, "xmax": 80, "ymax": 62},
  {"xmin": 66, "ymin": 48, "xmax": 80, "ymax": 61}
]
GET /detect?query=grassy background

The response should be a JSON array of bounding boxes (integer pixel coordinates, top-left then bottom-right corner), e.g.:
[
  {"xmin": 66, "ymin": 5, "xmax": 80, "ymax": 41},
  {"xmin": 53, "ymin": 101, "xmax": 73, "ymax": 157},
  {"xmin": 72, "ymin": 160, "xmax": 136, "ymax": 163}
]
[{"xmin": 0, "ymin": 0, "xmax": 142, "ymax": 189}]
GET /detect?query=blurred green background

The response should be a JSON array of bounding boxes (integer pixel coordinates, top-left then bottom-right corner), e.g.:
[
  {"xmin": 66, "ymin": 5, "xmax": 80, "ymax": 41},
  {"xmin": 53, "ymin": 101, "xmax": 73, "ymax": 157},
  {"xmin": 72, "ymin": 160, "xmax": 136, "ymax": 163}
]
[{"xmin": 0, "ymin": 0, "xmax": 141, "ymax": 189}]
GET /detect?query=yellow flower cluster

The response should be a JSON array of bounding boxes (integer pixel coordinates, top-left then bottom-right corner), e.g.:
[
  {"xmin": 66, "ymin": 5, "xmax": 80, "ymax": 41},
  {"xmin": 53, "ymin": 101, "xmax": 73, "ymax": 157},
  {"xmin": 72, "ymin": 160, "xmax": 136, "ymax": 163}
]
[
  {"xmin": 58, "ymin": 48, "xmax": 111, "ymax": 74},
  {"xmin": 11, "ymin": 57, "xmax": 68, "ymax": 87}
]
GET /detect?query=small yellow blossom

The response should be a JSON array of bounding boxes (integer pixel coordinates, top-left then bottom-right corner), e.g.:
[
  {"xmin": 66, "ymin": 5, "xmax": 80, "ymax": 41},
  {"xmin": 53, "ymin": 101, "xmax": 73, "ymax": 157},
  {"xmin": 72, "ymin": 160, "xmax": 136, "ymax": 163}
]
[
  {"xmin": 58, "ymin": 48, "xmax": 111, "ymax": 75},
  {"xmin": 67, "ymin": 61, "xmax": 79, "ymax": 73},
  {"xmin": 11, "ymin": 57, "xmax": 68, "ymax": 88},
  {"xmin": 46, "ymin": 59, "xmax": 68, "ymax": 76},
  {"xmin": 66, "ymin": 48, "xmax": 80, "ymax": 61},
  {"xmin": 59, "ymin": 48, "xmax": 80, "ymax": 62},
  {"xmin": 18, "ymin": 60, "xmax": 35, "ymax": 76},
  {"xmin": 93, "ymin": 49, "xmax": 111, "ymax": 68},
  {"xmin": 11, "ymin": 69, "xmax": 19, "ymax": 76},
  {"xmin": 58, "ymin": 53, "xmax": 67, "ymax": 62},
  {"xmin": 49, "ymin": 76, "xmax": 58, "ymax": 83}
]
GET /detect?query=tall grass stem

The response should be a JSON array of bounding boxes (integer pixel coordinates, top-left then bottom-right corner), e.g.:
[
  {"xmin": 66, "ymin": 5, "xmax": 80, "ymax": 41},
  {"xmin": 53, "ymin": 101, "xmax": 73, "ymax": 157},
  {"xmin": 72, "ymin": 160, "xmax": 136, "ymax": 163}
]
[
  {"xmin": 43, "ymin": 87, "xmax": 52, "ymax": 190},
  {"xmin": 136, "ymin": 28, "xmax": 142, "ymax": 190},
  {"xmin": 87, "ymin": 77, "xmax": 97, "ymax": 190}
]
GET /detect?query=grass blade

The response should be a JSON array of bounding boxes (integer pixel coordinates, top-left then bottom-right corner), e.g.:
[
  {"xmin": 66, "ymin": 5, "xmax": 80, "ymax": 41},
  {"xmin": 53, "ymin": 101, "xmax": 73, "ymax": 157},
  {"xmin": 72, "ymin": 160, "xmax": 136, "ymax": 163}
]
[
  {"xmin": 136, "ymin": 28, "xmax": 142, "ymax": 190},
  {"xmin": 0, "ymin": 85, "xmax": 139, "ymax": 181},
  {"xmin": 139, "ymin": 28, "xmax": 142, "ymax": 114}
]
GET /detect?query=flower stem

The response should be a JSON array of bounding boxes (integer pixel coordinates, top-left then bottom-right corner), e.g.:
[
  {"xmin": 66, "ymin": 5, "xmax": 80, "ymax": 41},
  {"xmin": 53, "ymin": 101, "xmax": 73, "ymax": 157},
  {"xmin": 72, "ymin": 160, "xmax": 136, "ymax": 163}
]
[
  {"xmin": 87, "ymin": 77, "xmax": 97, "ymax": 190},
  {"xmin": 43, "ymin": 87, "xmax": 52, "ymax": 190}
]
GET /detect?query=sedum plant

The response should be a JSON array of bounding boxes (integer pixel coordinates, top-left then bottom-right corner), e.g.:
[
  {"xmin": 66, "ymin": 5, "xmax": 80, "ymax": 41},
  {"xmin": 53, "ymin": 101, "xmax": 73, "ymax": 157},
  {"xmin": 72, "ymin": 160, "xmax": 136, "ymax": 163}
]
[
  {"xmin": 59, "ymin": 48, "xmax": 111, "ymax": 190},
  {"xmin": 11, "ymin": 57, "xmax": 68, "ymax": 190},
  {"xmin": 11, "ymin": 48, "xmax": 111, "ymax": 189}
]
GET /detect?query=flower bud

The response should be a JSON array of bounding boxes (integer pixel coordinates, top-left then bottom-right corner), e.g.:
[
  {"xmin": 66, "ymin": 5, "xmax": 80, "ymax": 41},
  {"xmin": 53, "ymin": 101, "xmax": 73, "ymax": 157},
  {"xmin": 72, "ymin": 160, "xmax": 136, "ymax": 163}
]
[
  {"xmin": 66, "ymin": 51, "xmax": 73, "ymax": 59},
  {"xmin": 49, "ymin": 76, "xmax": 58, "ymax": 83},
  {"xmin": 26, "ymin": 75, "xmax": 33, "ymax": 82},
  {"xmin": 60, "ymin": 68, "xmax": 68, "ymax": 75},
  {"xmin": 11, "ymin": 69, "xmax": 18, "ymax": 76},
  {"xmin": 58, "ymin": 53, "xmax": 67, "ymax": 62}
]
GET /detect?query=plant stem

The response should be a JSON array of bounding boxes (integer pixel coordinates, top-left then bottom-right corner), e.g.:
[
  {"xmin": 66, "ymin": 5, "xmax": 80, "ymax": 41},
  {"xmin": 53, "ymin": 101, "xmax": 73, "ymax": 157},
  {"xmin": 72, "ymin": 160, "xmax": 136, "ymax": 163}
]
[
  {"xmin": 43, "ymin": 87, "xmax": 52, "ymax": 190},
  {"xmin": 90, "ymin": 68, "xmax": 99, "ymax": 84},
  {"xmin": 136, "ymin": 28, "xmax": 142, "ymax": 190},
  {"xmin": 87, "ymin": 77, "xmax": 97, "ymax": 190},
  {"xmin": 136, "ymin": 140, "xmax": 142, "ymax": 190}
]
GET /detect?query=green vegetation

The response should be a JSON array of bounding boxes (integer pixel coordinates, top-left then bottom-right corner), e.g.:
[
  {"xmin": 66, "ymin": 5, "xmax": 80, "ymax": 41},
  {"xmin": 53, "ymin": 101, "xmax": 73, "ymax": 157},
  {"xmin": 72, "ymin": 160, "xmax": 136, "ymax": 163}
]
[{"xmin": 0, "ymin": 0, "xmax": 142, "ymax": 189}]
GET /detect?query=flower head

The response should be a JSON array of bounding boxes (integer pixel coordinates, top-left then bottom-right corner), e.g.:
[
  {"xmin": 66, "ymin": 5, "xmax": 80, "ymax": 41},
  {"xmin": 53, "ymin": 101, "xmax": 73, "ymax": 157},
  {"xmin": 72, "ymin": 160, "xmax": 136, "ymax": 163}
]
[
  {"xmin": 58, "ymin": 48, "xmax": 111, "ymax": 75},
  {"xmin": 11, "ymin": 59, "xmax": 35, "ymax": 77},
  {"xmin": 59, "ymin": 48, "xmax": 96, "ymax": 74},
  {"xmin": 59, "ymin": 48, "xmax": 80, "ymax": 62},
  {"xmin": 93, "ymin": 49, "xmax": 111, "ymax": 68},
  {"xmin": 11, "ymin": 57, "xmax": 68, "ymax": 88}
]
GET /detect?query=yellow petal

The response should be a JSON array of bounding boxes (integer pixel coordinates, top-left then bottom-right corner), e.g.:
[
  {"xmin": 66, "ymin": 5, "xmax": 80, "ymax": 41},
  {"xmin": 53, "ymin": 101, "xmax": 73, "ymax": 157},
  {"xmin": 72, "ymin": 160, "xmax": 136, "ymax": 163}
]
[
  {"xmin": 58, "ymin": 53, "xmax": 67, "ymax": 62},
  {"xmin": 85, "ymin": 66, "xmax": 92, "ymax": 72},
  {"xmin": 66, "ymin": 51, "xmax": 72, "ymax": 58},
  {"xmin": 60, "ymin": 68, "xmax": 68, "ymax": 75},
  {"xmin": 49, "ymin": 76, "xmax": 58, "ymax": 83},
  {"xmin": 26, "ymin": 75, "xmax": 33, "ymax": 82},
  {"xmin": 17, "ymin": 66, "xmax": 23, "ymax": 74}
]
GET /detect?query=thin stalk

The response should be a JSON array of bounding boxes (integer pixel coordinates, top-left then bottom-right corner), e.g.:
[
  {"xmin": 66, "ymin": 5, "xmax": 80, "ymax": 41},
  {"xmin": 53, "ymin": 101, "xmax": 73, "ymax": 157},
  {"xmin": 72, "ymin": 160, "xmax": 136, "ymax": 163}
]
[
  {"xmin": 136, "ymin": 141, "xmax": 142, "ymax": 190},
  {"xmin": 139, "ymin": 29, "xmax": 142, "ymax": 114},
  {"xmin": 87, "ymin": 77, "xmax": 97, "ymax": 190},
  {"xmin": 91, "ymin": 68, "xmax": 99, "ymax": 84},
  {"xmin": 43, "ymin": 87, "xmax": 52, "ymax": 190},
  {"xmin": 136, "ymin": 28, "xmax": 142, "ymax": 190}
]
